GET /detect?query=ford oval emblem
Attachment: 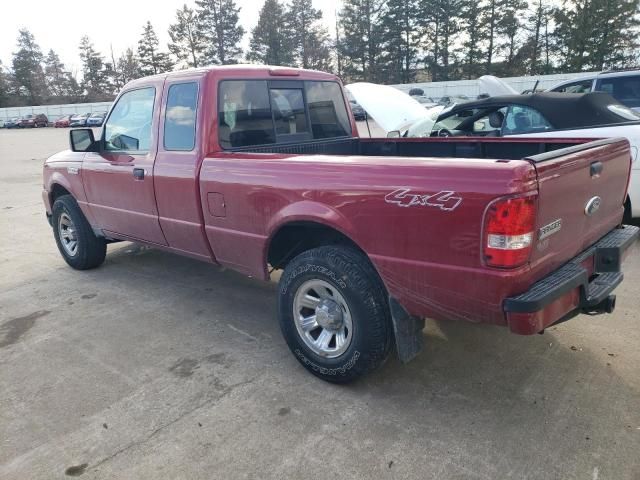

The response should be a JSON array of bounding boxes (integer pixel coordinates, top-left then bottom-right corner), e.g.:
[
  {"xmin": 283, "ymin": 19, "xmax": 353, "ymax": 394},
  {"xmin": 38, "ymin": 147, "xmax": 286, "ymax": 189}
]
[{"xmin": 585, "ymin": 196, "xmax": 602, "ymax": 216}]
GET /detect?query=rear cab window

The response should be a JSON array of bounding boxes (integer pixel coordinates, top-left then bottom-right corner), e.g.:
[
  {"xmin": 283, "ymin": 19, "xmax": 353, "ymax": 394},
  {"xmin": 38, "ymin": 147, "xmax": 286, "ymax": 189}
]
[{"xmin": 218, "ymin": 79, "xmax": 351, "ymax": 149}]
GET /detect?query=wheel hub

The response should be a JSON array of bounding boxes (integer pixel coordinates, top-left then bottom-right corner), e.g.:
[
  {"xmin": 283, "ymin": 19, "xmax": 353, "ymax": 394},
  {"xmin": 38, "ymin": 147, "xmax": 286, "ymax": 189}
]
[
  {"xmin": 315, "ymin": 299, "xmax": 343, "ymax": 331},
  {"xmin": 292, "ymin": 279, "xmax": 354, "ymax": 358}
]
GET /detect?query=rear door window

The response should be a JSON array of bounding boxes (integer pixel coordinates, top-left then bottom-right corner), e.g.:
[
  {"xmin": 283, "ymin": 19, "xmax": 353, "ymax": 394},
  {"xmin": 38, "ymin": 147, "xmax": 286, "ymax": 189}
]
[
  {"xmin": 595, "ymin": 75, "xmax": 640, "ymax": 109},
  {"xmin": 164, "ymin": 82, "xmax": 198, "ymax": 151},
  {"xmin": 503, "ymin": 105, "xmax": 553, "ymax": 134}
]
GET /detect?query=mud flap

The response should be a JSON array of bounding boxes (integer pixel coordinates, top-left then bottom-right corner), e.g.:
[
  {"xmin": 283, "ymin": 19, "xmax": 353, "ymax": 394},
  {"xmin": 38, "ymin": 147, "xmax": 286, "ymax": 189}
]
[{"xmin": 389, "ymin": 297, "xmax": 425, "ymax": 363}]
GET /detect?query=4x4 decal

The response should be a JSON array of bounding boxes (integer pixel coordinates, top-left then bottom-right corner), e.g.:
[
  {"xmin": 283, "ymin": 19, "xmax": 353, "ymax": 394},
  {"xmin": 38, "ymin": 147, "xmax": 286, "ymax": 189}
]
[{"xmin": 385, "ymin": 188, "xmax": 462, "ymax": 211}]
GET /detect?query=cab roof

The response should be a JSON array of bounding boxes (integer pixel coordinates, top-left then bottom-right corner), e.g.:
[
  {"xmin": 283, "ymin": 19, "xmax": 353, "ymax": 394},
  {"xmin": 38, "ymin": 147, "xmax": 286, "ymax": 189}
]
[{"xmin": 125, "ymin": 64, "xmax": 339, "ymax": 89}]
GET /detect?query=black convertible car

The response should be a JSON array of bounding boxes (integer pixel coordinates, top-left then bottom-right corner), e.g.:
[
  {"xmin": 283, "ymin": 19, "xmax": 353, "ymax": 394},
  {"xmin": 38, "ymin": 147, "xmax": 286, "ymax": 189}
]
[{"xmin": 428, "ymin": 92, "xmax": 640, "ymax": 137}]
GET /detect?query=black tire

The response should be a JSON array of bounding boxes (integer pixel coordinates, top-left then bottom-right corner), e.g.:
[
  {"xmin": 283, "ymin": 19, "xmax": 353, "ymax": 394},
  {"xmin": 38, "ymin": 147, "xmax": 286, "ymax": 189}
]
[
  {"xmin": 278, "ymin": 246, "xmax": 392, "ymax": 383},
  {"xmin": 52, "ymin": 195, "xmax": 106, "ymax": 270}
]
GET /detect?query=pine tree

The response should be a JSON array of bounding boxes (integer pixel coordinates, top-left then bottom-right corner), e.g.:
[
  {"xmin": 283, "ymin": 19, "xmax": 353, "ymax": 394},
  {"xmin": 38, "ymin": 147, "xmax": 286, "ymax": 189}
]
[
  {"xmin": 196, "ymin": 0, "xmax": 245, "ymax": 64},
  {"xmin": 44, "ymin": 49, "xmax": 72, "ymax": 96},
  {"xmin": 138, "ymin": 21, "xmax": 174, "ymax": 76},
  {"xmin": 526, "ymin": 0, "xmax": 553, "ymax": 74},
  {"xmin": 339, "ymin": 0, "xmax": 386, "ymax": 82},
  {"xmin": 79, "ymin": 36, "xmax": 109, "ymax": 100},
  {"xmin": 0, "ymin": 61, "xmax": 12, "ymax": 107},
  {"xmin": 554, "ymin": 0, "xmax": 640, "ymax": 71},
  {"xmin": 11, "ymin": 29, "xmax": 47, "ymax": 103},
  {"xmin": 286, "ymin": 0, "xmax": 332, "ymax": 70},
  {"xmin": 381, "ymin": 0, "xmax": 421, "ymax": 84},
  {"xmin": 247, "ymin": 0, "xmax": 294, "ymax": 65},
  {"xmin": 169, "ymin": 5, "xmax": 204, "ymax": 68},
  {"xmin": 419, "ymin": 0, "xmax": 462, "ymax": 81},
  {"xmin": 496, "ymin": 0, "xmax": 527, "ymax": 74},
  {"xmin": 459, "ymin": 0, "xmax": 488, "ymax": 79},
  {"xmin": 117, "ymin": 48, "xmax": 142, "ymax": 86}
]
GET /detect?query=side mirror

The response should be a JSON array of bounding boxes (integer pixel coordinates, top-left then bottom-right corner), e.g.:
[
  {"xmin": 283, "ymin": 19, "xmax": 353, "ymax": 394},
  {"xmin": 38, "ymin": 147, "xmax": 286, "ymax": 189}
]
[
  {"xmin": 69, "ymin": 129, "xmax": 96, "ymax": 152},
  {"xmin": 387, "ymin": 130, "xmax": 401, "ymax": 138}
]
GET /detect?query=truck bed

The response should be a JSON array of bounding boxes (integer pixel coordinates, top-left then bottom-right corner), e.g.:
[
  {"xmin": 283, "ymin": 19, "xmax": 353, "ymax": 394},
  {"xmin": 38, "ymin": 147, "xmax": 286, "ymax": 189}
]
[{"xmin": 223, "ymin": 135, "xmax": 592, "ymax": 160}]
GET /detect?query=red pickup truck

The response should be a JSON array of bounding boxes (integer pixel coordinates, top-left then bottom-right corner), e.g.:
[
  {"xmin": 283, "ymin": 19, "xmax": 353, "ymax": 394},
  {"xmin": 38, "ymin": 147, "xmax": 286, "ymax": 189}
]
[{"xmin": 42, "ymin": 65, "xmax": 638, "ymax": 382}]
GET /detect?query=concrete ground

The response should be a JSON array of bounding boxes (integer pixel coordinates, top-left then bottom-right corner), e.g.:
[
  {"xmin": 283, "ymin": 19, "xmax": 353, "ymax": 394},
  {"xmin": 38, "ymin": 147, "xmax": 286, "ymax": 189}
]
[{"xmin": 0, "ymin": 127, "xmax": 639, "ymax": 480}]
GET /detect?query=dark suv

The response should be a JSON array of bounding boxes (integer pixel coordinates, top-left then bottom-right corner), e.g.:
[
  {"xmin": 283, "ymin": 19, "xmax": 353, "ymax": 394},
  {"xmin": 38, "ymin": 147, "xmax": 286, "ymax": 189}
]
[{"xmin": 19, "ymin": 114, "xmax": 48, "ymax": 128}]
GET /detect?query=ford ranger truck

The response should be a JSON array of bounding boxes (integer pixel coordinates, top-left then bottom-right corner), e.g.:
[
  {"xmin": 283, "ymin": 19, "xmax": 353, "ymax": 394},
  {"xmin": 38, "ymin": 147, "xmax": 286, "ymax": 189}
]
[{"xmin": 42, "ymin": 65, "xmax": 638, "ymax": 383}]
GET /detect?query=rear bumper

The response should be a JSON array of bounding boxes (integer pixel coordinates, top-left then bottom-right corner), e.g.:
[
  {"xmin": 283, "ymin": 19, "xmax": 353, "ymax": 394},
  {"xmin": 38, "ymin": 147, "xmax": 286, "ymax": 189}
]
[{"xmin": 504, "ymin": 225, "xmax": 638, "ymax": 334}]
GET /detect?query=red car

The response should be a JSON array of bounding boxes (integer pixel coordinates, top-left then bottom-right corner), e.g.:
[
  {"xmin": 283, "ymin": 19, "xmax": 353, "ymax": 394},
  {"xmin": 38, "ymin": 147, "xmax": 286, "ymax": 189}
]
[
  {"xmin": 54, "ymin": 115, "xmax": 72, "ymax": 128},
  {"xmin": 41, "ymin": 66, "xmax": 637, "ymax": 382}
]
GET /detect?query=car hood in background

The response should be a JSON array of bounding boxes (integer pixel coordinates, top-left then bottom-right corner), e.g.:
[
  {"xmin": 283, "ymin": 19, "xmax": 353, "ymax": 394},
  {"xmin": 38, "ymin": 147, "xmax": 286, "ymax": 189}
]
[
  {"xmin": 477, "ymin": 75, "xmax": 519, "ymax": 97},
  {"xmin": 345, "ymin": 82, "xmax": 429, "ymax": 133}
]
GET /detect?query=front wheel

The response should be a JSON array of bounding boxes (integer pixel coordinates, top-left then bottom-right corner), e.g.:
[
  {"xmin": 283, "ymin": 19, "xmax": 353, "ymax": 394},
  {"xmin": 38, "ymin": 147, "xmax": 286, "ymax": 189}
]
[
  {"xmin": 52, "ymin": 195, "xmax": 106, "ymax": 270},
  {"xmin": 278, "ymin": 246, "xmax": 392, "ymax": 383}
]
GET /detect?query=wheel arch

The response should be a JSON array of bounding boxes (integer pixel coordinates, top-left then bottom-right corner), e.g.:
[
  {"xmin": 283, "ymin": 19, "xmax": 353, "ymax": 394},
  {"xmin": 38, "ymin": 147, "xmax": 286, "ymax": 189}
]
[{"xmin": 264, "ymin": 201, "xmax": 365, "ymax": 272}]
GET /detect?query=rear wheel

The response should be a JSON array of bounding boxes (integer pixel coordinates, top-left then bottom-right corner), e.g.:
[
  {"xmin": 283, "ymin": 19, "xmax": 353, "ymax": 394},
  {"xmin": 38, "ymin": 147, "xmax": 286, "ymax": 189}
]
[
  {"xmin": 278, "ymin": 246, "xmax": 391, "ymax": 383},
  {"xmin": 52, "ymin": 195, "xmax": 106, "ymax": 270}
]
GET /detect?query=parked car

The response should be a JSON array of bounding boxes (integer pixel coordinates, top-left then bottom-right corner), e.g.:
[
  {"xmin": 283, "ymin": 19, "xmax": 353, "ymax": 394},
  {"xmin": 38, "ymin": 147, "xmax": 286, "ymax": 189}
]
[
  {"xmin": 69, "ymin": 113, "xmax": 91, "ymax": 127},
  {"xmin": 349, "ymin": 100, "xmax": 367, "ymax": 120},
  {"xmin": 42, "ymin": 66, "xmax": 637, "ymax": 383},
  {"xmin": 5, "ymin": 117, "xmax": 21, "ymax": 128},
  {"xmin": 548, "ymin": 69, "xmax": 640, "ymax": 112},
  {"xmin": 19, "ymin": 113, "xmax": 48, "ymax": 128},
  {"xmin": 54, "ymin": 115, "xmax": 72, "ymax": 128},
  {"xmin": 86, "ymin": 112, "xmax": 107, "ymax": 127},
  {"xmin": 0, "ymin": 119, "xmax": 4, "ymax": 128},
  {"xmin": 438, "ymin": 95, "xmax": 470, "ymax": 106},
  {"xmin": 414, "ymin": 95, "xmax": 439, "ymax": 108},
  {"xmin": 408, "ymin": 93, "xmax": 640, "ymax": 220}
]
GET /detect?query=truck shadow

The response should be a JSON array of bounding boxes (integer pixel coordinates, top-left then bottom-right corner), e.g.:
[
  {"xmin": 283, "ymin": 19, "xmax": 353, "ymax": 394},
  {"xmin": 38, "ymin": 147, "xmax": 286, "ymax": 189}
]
[{"xmin": 101, "ymin": 242, "xmax": 634, "ymax": 401}]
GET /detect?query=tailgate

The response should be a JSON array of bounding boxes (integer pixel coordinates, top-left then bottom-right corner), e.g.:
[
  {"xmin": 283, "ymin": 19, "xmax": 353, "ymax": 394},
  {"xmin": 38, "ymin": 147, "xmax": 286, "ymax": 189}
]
[{"xmin": 527, "ymin": 138, "xmax": 631, "ymax": 275}]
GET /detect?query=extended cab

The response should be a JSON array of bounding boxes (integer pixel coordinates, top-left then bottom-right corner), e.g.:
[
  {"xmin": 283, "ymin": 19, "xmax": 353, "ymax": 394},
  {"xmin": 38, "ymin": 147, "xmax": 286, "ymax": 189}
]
[{"xmin": 43, "ymin": 65, "xmax": 638, "ymax": 382}]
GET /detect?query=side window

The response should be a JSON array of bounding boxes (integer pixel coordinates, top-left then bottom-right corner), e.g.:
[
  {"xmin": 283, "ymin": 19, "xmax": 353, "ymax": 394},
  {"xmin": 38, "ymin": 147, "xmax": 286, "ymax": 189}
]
[
  {"xmin": 104, "ymin": 87, "xmax": 155, "ymax": 152},
  {"xmin": 164, "ymin": 82, "xmax": 198, "ymax": 151},
  {"xmin": 472, "ymin": 107, "xmax": 507, "ymax": 133},
  {"xmin": 595, "ymin": 76, "xmax": 640, "ymax": 109},
  {"xmin": 431, "ymin": 108, "xmax": 483, "ymax": 133},
  {"xmin": 305, "ymin": 81, "xmax": 351, "ymax": 139},
  {"xmin": 551, "ymin": 79, "xmax": 593, "ymax": 93},
  {"xmin": 504, "ymin": 105, "xmax": 553, "ymax": 134},
  {"xmin": 270, "ymin": 88, "xmax": 308, "ymax": 135},
  {"xmin": 219, "ymin": 80, "xmax": 275, "ymax": 148}
]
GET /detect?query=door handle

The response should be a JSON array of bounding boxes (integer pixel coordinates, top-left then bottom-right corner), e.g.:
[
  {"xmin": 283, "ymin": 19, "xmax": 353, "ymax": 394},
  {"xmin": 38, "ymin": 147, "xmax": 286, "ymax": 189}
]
[
  {"xmin": 590, "ymin": 161, "xmax": 603, "ymax": 177},
  {"xmin": 133, "ymin": 168, "xmax": 145, "ymax": 180}
]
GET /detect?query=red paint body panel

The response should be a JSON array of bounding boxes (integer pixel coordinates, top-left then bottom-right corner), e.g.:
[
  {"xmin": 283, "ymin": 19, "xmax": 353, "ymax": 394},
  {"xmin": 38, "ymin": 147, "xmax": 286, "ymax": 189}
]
[{"xmin": 42, "ymin": 66, "xmax": 634, "ymax": 336}]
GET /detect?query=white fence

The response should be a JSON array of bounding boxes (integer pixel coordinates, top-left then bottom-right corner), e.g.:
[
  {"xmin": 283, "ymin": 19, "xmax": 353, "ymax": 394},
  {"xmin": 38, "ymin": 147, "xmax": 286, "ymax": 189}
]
[
  {"xmin": 0, "ymin": 72, "xmax": 594, "ymax": 122},
  {"xmin": 392, "ymin": 72, "xmax": 590, "ymax": 99},
  {"xmin": 0, "ymin": 102, "xmax": 113, "ymax": 122}
]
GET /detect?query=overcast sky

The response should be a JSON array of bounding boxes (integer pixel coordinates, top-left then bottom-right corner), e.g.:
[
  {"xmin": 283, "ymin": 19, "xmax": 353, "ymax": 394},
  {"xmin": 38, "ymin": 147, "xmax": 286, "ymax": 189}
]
[{"xmin": 1, "ymin": 0, "xmax": 342, "ymax": 74}]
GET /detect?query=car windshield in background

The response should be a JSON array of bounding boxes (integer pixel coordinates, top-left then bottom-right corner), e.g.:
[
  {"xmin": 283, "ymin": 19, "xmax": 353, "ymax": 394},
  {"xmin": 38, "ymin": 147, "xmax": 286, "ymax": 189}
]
[{"xmin": 597, "ymin": 76, "xmax": 640, "ymax": 110}]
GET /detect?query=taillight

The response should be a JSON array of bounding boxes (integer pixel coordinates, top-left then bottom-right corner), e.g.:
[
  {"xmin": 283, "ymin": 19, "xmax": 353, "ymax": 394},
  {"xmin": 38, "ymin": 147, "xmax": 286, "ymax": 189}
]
[{"xmin": 483, "ymin": 194, "xmax": 537, "ymax": 268}]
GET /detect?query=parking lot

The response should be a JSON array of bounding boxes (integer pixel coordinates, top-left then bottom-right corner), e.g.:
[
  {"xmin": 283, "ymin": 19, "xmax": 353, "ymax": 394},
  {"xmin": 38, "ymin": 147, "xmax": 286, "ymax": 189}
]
[{"xmin": 1, "ymin": 127, "xmax": 639, "ymax": 479}]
